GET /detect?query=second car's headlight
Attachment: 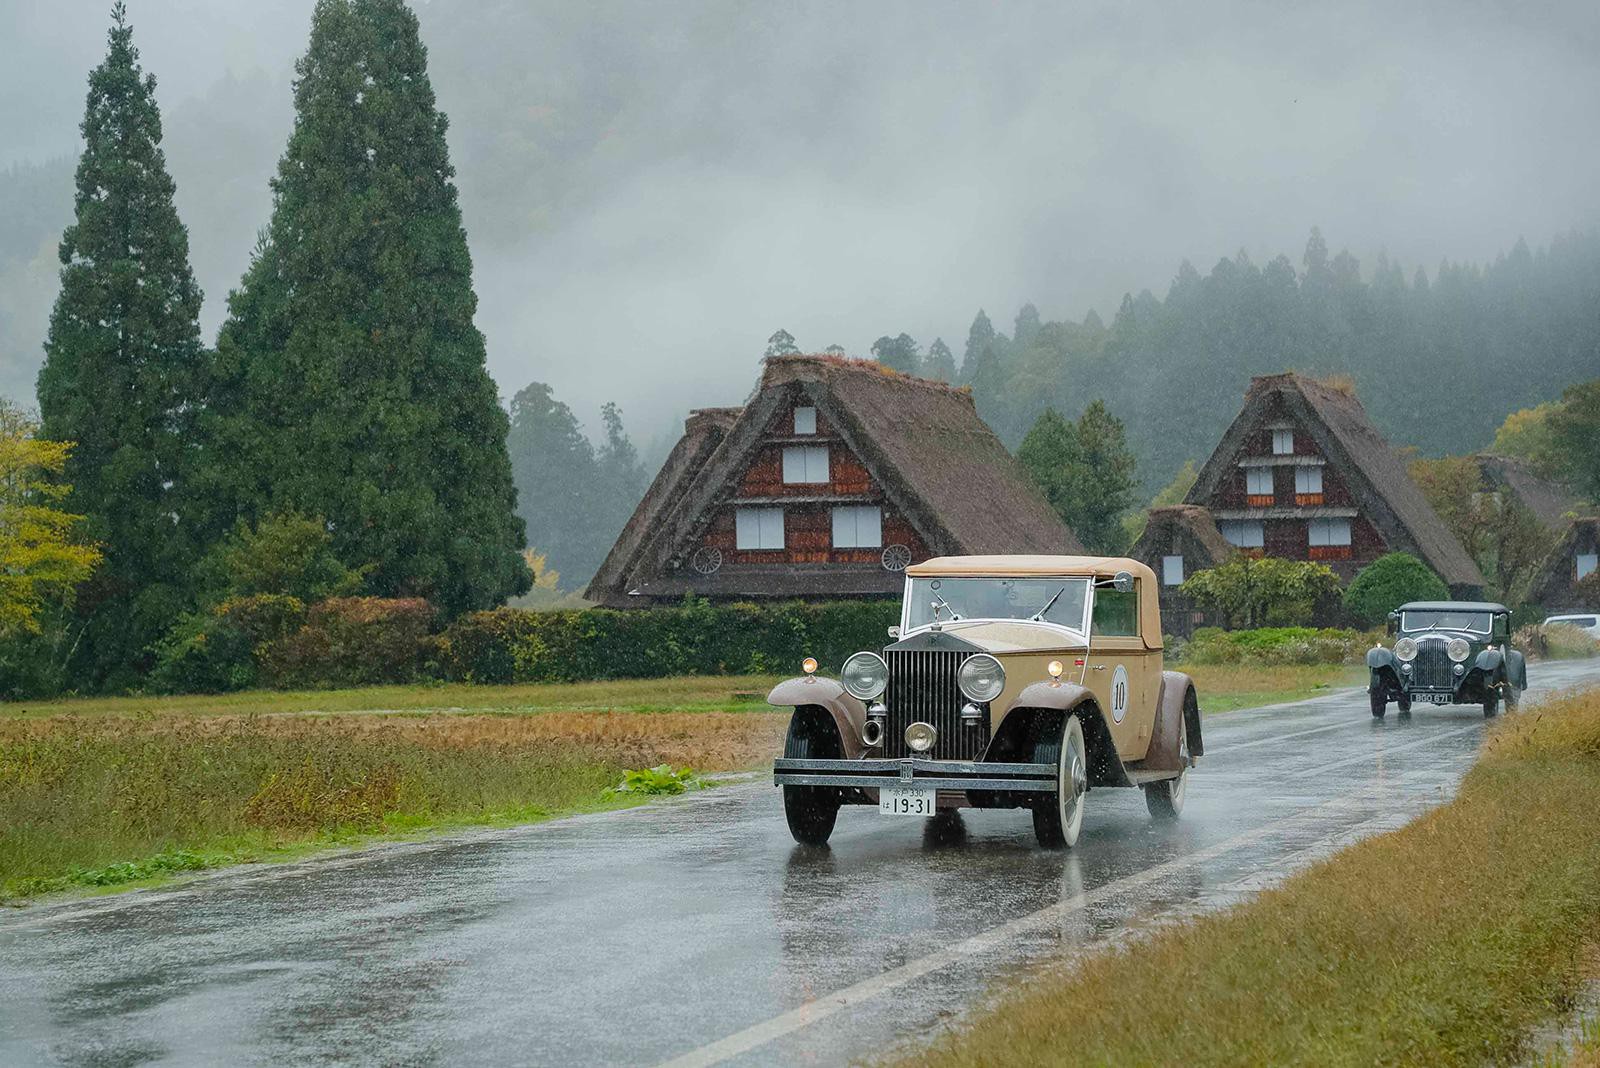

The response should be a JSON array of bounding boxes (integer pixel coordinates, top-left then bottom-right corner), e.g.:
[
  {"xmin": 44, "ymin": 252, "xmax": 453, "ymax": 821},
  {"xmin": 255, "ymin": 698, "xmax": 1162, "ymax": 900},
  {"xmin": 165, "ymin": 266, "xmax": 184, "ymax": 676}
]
[
  {"xmin": 1447, "ymin": 638, "xmax": 1470, "ymax": 663},
  {"xmin": 1394, "ymin": 637, "xmax": 1418, "ymax": 662},
  {"xmin": 958, "ymin": 654, "xmax": 1005, "ymax": 703},
  {"xmin": 841, "ymin": 651, "xmax": 889, "ymax": 701}
]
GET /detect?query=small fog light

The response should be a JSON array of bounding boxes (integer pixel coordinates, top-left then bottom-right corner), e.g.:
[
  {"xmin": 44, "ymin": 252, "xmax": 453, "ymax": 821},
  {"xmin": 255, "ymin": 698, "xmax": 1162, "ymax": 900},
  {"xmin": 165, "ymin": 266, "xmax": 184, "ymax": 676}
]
[
  {"xmin": 1401, "ymin": 662, "xmax": 1412, "ymax": 673},
  {"xmin": 961, "ymin": 702, "xmax": 984, "ymax": 724},
  {"xmin": 905, "ymin": 721, "xmax": 937, "ymax": 752},
  {"xmin": 1047, "ymin": 659, "xmax": 1065, "ymax": 680},
  {"xmin": 802, "ymin": 657, "xmax": 818, "ymax": 674},
  {"xmin": 1453, "ymin": 663, "xmax": 1464, "ymax": 675}
]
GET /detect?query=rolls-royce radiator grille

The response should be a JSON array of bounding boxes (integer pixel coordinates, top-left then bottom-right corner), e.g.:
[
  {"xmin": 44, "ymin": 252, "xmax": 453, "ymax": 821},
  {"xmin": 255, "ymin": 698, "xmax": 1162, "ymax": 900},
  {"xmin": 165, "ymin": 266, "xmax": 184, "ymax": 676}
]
[
  {"xmin": 881, "ymin": 649, "xmax": 989, "ymax": 760},
  {"xmin": 1412, "ymin": 643, "xmax": 1453, "ymax": 689}
]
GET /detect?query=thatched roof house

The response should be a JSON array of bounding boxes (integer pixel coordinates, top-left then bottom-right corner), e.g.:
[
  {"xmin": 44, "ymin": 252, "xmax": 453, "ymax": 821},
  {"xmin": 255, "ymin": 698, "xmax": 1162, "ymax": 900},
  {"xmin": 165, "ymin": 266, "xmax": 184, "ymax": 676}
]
[
  {"xmin": 1473, "ymin": 453, "xmax": 1581, "ymax": 529},
  {"xmin": 585, "ymin": 355, "xmax": 1083, "ymax": 606},
  {"xmin": 1127, "ymin": 504, "xmax": 1236, "ymax": 636},
  {"xmin": 1526, "ymin": 517, "xmax": 1599, "ymax": 611},
  {"xmin": 1184, "ymin": 373, "xmax": 1484, "ymax": 595}
]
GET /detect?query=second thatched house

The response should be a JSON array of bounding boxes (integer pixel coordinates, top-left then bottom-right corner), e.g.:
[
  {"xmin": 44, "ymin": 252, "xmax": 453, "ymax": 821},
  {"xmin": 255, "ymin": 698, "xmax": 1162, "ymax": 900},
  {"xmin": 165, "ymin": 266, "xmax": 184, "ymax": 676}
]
[
  {"xmin": 585, "ymin": 355, "xmax": 1083, "ymax": 606},
  {"xmin": 1133, "ymin": 373, "xmax": 1484, "ymax": 598},
  {"xmin": 1525, "ymin": 517, "xmax": 1599, "ymax": 612}
]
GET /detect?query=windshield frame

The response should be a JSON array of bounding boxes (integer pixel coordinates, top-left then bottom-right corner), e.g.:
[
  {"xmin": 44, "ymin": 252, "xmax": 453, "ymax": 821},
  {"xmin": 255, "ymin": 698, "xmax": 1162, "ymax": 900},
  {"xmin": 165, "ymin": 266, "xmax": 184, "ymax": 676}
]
[
  {"xmin": 899, "ymin": 575, "xmax": 1093, "ymax": 637},
  {"xmin": 1400, "ymin": 609, "xmax": 1492, "ymax": 636}
]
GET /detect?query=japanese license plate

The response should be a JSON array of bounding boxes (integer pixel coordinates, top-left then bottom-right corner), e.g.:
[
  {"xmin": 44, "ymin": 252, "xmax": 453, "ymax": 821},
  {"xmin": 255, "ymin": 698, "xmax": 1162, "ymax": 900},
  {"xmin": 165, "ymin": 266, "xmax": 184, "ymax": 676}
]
[
  {"xmin": 1418, "ymin": 692, "xmax": 1454, "ymax": 705},
  {"xmin": 879, "ymin": 787, "xmax": 936, "ymax": 816}
]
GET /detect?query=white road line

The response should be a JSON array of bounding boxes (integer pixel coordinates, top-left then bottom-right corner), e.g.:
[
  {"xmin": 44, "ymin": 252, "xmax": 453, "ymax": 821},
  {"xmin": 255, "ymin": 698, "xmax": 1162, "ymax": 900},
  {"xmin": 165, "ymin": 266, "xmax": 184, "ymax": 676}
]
[{"xmin": 655, "ymin": 723, "xmax": 1478, "ymax": 1068}]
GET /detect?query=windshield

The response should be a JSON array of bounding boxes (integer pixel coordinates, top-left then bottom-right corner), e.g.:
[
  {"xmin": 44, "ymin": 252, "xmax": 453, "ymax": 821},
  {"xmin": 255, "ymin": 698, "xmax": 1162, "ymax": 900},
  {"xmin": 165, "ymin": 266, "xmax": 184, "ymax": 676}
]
[
  {"xmin": 1402, "ymin": 609, "xmax": 1490, "ymax": 635},
  {"xmin": 905, "ymin": 577, "xmax": 1090, "ymax": 631}
]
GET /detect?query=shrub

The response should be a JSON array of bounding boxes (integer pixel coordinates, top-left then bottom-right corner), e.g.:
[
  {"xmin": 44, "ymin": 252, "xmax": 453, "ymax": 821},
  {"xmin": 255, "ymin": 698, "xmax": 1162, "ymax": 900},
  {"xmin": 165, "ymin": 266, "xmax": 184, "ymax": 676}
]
[
  {"xmin": 1512, "ymin": 622, "xmax": 1600, "ymax": 661},
  {"xmin": 258, "ymin": 598, "xmax": 434, "ymax": 689},
  {"xmin": 1174, "ymin": 626, "xmax": 1371, "ymax": 666},
  {"xmin": 431, "ymin": 599, "xmax": 898, "ymax": 684},
  {"xmin": 1342, "ymin": 552, "xmax": 1449, "ymax": 627},
  {"xmin": 197, "ymin": 512, "xmax": 364, "ymax": 605},
  {"xmin": 149, "ymin": 610, "xmax": 257, "ymax": 694},
  {"xmin": 1180, "ymin": 557, "xmax": 1342, "ymax": 628}
]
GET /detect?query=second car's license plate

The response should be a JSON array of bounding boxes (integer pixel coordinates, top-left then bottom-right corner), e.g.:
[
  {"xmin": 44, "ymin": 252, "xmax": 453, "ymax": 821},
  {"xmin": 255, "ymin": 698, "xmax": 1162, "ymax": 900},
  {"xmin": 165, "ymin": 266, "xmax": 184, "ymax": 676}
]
[
  {"xmin": 879, "ymin": 787, "xmax": 936, "ymax": 816},
  {"xmin": 1418, "ymin": 692, "xmax": 1454, "ymax": 705}
]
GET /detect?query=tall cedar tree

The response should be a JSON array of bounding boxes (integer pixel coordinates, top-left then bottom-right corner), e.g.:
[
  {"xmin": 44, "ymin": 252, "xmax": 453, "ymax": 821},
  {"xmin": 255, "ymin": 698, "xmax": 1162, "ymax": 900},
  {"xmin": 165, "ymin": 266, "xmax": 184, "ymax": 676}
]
[
  {"xmin": 205, "ymin": 0, "xmax": 528, "ymax": 615},
  {"xmin": 1016, "ymin": 402, "xmax": 1137, "ymax": 555},
  {"xmin": 37, "ymin": 3, "xmax": 205, "ymax": 685}
]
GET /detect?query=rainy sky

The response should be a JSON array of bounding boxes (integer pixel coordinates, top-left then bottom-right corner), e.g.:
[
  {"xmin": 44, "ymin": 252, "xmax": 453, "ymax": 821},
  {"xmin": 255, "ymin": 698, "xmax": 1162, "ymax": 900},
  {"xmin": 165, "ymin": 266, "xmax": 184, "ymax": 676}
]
[{"xmin": 3, "ymin": 0, "xmax": 1598, "ymax": 449}]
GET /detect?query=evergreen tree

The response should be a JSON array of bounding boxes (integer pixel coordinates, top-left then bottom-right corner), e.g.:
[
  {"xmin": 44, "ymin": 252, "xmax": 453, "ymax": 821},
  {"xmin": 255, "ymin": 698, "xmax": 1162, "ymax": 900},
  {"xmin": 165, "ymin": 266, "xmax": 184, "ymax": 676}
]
[
  {"xmin": 959, "ymin": 309, "xmax": 996, "ymax": 382},
  {"xmin": 1013, "ymin": 302, "xmax": 1042, "ymax": 347},
  {"xmin": 764, "ymin": 329, "xmax": 799, "ymax": 358},
  {"xmin": 1071, "ymin": 400, "xmax": 1138, "ymax": 553},
  {"xmin": 1546, "ymin": 380, "xmax": 1600, "ymax": 501},
  {"xmin": 506, "ymin": 381, "xmax": 599, "ymax": 587},
  {"xmin": 923, "ymin": 337, "xmax": 956, "ymax": 381},
  {"xmin": 1016, "ymin": 408, "xmax": 1079, "ymax": 521},
  {"xmin": 37, "ymin": 3, "xmax": 205, "ymax": 686},
  {"xmin": 203, "ymin": 0, "xmax": 528, "ymax": 616},
  {"xmin": 870, "ymin": 333, "xmax": 921, "ymax": 374}
]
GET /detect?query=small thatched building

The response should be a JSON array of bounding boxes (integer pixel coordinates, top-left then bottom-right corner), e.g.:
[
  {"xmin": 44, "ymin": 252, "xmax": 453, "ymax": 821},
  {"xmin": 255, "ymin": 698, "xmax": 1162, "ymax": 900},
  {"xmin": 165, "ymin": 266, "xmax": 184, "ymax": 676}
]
[
  {"xmin": 585, "ymin": 355, "xmax": 1083, "ymax": 606},
  {"xmin": 1526, "ymin": 517, "xmax": 1600, "ymax": 612},
  {"xmin": 1472, "ymin": 453, "xmax": 1582, "ymax": 530},
  {"xmin": 1180, "ymin": 373, "xmax": 1483, "ymax": 596},
  {"xmin": 1128, "ymin": 504, "xmax": 1235, "ymax": 636}
]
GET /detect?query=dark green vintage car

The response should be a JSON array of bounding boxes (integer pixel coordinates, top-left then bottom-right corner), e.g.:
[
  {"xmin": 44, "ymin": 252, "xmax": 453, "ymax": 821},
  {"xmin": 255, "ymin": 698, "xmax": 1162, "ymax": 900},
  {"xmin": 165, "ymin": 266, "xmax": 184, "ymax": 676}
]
[{"xmin": 1366, "ymin": 601, "xmax": 1527, "ymax": 718}]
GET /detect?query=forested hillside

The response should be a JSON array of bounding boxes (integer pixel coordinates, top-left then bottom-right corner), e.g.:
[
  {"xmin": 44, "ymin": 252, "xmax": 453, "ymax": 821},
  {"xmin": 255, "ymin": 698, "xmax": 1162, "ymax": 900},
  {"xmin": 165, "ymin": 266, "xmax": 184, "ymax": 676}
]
[{"xmin": 952, "ymin": 228, "xmax": 1600, "ymax": 492}]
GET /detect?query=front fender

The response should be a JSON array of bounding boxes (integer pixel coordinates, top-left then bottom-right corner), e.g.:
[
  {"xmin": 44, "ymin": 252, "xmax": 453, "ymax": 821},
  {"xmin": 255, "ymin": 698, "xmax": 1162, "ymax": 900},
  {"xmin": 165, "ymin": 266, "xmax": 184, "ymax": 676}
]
[
  {"xmin": 1506, "ymin": 648, "xmax": 1528, "ymax": 690},
  {"xmin": 1367, "ymin": 647, "xmax": 1401, "ymax": 693},
  {"xmin": 997, "ymin": 681, "xmax": 1129, "ymax": 787},
  {"xmin": 768, "ymin": 676, "xmax": 868, "ymax": 759},
  {"xmin": 1139, "ymin": 671, "xmax": 1200, "ymax": 772}
]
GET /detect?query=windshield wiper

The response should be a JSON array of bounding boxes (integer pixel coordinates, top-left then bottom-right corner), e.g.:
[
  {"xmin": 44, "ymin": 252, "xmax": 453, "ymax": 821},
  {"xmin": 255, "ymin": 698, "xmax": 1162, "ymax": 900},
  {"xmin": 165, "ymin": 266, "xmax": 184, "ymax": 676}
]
[
  {"xmin": 1030, "ymin": 586, "xmax": 1067, "ymax": 622},
  {"xmin": 931, "ymin": 595, "xmax": 962, "ymax": 622}
]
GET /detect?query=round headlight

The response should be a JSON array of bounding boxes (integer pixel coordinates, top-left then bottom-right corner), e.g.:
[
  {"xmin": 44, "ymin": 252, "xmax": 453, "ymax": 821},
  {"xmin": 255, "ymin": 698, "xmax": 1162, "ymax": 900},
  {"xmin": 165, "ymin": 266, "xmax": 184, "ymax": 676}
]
[
  {"xmin": 841, "ymin": 651, "xmax": 889, "ymax": 701},
  {"xmin": 904, "ymin": 721, "xmax": 937, "ymax": 752},
  {"xmin": 958, "ymin": 654, "xmax": 1006, "ymax": 703},
  {"xmin": 1393, "ymin": 637, "xmax": 1418, "ymax": 662},
  {"xmin": 1446, "ymin": 638, "xmax": 1470, "ymax": 663}
]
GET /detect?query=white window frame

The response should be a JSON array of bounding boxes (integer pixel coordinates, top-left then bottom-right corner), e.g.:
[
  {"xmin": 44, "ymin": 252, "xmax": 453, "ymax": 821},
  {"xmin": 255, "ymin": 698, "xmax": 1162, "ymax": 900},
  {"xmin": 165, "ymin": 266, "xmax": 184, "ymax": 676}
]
[
  {"xmin": 831, "ymin": 505, "xmax": 882, "ymax": 548},
  {"xmin": 1309, "ymin": 518, "xmax": 1351, "ymax": 547},
  {"xmin": 793, "ymin": 406, "xmax": 817, "ymax": 435},
  {"xmin": 781, "ymin": 445, "xmax": 829, "ymax": 484},
  {"xmin": 1221, "ymin": 520, "xmax": 1264, "ymax": 548},
  {"xmin": 735, "ymin": 507, "xmax": 784, "ymax": 550},
  {"xmin": 1246, "ymin": 467, "xmax": 1274, "ymax": 496},
  {"xmin": 1272, "ymin": 428, "xmax": 1294, "ymax": 455},
  {"xmin": 1577, "ymin": 552, "xmax": 1598, "ymax": 580},
  {"xmin": 1295, "ymin": 465, "xmax": 1324, "ymax": 495},
  {"xmin": 1162, "ymin": 555, "xmax": 1185, "ymax": 586}
]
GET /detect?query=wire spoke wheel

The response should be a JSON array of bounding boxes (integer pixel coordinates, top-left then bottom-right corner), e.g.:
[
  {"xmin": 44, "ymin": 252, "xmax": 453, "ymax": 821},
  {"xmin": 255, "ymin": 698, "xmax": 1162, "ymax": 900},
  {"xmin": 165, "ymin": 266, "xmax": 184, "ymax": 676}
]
[{"xmin": 1034, "ymin": 716, "xmax": 1087, "ymax": 848}]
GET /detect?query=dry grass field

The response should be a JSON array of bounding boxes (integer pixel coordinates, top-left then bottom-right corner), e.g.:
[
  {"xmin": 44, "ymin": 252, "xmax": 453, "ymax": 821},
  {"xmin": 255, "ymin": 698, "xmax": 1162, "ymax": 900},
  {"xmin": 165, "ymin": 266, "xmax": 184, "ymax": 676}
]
[{"xmin": 906, "ymin": 684, "xmax": 1600, "ymax": 1068}]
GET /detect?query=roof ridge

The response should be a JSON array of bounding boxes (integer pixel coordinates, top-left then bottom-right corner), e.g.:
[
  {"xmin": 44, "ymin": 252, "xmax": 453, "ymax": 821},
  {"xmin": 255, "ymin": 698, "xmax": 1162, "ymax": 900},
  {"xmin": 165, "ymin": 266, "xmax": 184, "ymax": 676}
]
[{"xmin": 761, "ymin": 353, "xmax": 972, "ymax": 396}]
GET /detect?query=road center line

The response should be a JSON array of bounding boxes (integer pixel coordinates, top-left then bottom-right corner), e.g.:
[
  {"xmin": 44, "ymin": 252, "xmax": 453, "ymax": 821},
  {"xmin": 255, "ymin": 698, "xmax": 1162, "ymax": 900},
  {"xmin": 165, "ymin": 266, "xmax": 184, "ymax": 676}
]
[{"xmin": 656, "ymin": 723, "xmax": 1479, "ymax": 1068}]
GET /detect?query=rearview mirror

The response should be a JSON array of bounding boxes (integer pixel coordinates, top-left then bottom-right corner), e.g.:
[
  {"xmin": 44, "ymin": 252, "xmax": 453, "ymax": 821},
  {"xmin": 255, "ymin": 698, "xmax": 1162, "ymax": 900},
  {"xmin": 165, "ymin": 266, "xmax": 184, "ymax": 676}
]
[{"xmin": 1112, "ymin": 570, "xmax": 1134, "ymax": 594}]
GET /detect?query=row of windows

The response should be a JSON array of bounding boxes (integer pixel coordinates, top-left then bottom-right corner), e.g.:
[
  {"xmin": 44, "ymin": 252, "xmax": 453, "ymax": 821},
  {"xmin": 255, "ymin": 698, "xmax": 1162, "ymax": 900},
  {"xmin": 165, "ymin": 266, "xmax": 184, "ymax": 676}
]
[
  {"xmin": 734, "ymin": 505, "xmax": 884, "ymax": 550},
  {"xmin": 1243, "ymin": 465, "xmax": 1323, "ymax": 495},
  {"xmin": 1219, "ymin": 517, "xmax": 1352, "ymax": 549}
]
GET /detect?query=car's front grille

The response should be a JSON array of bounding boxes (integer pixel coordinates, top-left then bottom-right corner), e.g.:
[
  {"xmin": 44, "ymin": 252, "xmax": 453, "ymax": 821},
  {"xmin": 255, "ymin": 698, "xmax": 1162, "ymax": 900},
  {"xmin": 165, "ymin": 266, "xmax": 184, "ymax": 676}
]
[
  {"xmin": 1412, "ymin": 642, "xmax": 1453, "ymax": 690},
  {"xmin": 881, "ymin": 648, "xmax": 989, "ymax": 760}
]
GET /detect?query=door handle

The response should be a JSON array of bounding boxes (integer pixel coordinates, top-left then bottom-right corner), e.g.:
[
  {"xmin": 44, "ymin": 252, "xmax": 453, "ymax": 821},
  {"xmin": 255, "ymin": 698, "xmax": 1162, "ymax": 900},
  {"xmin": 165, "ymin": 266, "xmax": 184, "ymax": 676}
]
[{"xmin": 1091, "ymin": 665, "xmax": 1106, "ymax": 672}]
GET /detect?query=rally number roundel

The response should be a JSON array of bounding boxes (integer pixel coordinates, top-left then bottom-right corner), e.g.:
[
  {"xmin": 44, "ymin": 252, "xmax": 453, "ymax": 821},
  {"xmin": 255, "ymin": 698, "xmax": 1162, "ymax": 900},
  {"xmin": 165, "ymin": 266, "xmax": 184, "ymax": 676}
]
[{"xmin": 1111, "ymin": 665, "xmax": 1130, "ymax": 724}]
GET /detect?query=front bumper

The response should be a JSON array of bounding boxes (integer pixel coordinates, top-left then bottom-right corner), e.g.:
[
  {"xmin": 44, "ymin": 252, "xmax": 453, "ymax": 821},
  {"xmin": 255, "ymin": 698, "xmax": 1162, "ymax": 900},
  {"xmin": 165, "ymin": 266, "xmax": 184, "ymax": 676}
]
[{"xmin": 773, "ymin": 757, "xmax": 1057, "ymax": 793}]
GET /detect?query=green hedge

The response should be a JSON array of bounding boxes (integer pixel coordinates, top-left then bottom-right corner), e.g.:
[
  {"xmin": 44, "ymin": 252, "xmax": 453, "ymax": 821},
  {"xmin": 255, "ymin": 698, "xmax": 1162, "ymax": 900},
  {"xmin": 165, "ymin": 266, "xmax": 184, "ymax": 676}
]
[
  {"xmin": 1169, "ymin": 626, "xmax": 1374, "ymax": 666},
  {"xmin": 428, "ymin": 600, "xmax": 899, "ymax": 684}
]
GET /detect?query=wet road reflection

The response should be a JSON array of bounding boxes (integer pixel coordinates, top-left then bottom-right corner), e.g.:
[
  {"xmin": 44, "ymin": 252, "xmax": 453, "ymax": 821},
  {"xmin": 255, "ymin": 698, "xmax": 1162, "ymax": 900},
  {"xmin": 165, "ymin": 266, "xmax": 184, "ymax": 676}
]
[{"xmin": 2, "ymin": 659, "xmax": 1597, "ymax": 1067}]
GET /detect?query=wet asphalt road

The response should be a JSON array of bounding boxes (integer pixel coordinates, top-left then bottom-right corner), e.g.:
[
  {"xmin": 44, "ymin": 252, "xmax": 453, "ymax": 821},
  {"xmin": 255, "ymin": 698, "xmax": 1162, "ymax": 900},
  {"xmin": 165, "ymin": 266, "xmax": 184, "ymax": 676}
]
[{"xmin": 4, "ymin": 659, "xmax": 1600, "ymax": 1068}]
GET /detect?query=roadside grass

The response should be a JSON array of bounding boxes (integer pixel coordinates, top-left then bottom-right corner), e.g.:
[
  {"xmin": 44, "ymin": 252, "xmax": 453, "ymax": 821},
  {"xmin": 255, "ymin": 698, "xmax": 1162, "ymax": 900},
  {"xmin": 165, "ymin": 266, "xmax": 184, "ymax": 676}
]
[
  {"xmin": 904, "ymin": 684, "xmax": 1600, "ymax": 1068},
  {"xmin": 0, "ymin": 674, "xmax": 785, "ymax": 720},
  {"xmin": 0, "ymin": 711, "xmax": 787, "ymax": 902},
  {"xmin": 1184, "ymin": 663, "xmax": 1362, "ymax": 713}
]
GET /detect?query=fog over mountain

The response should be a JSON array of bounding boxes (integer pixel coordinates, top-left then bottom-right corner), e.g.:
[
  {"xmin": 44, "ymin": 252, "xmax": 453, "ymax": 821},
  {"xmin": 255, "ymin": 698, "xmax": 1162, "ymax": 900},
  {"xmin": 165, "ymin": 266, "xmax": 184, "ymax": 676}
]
[{"xmin": 2, "ymin": 0, "xmax": 1598, "ymax": 447}]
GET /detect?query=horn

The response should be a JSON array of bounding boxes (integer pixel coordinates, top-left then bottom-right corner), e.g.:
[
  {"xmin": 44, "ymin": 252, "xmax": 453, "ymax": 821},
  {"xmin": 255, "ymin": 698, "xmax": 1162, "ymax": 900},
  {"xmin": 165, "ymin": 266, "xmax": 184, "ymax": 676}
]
[{"xmin": 862, "ymin": 718, "xmax": 884, "ymax": 747}]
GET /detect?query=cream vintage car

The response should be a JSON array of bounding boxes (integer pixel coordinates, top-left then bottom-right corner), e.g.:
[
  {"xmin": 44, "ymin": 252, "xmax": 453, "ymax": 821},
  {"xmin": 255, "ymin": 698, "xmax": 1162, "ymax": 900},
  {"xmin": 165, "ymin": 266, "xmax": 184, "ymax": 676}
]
[{"xmin": 770, "ymin": 555, "xmax": 1203, "ymax": 848}]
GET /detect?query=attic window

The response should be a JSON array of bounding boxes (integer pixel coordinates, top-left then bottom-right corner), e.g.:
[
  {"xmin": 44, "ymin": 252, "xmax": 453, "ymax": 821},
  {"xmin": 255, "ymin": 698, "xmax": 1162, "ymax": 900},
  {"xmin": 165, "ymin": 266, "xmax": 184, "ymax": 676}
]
[
  {"xmin": 736, "ymin": 507, "xmax": 785, "ymax": 550},
  {"xmin": 1162, "ymin": 555, "xmax": 1184, "ymax": 586},
  {"xmin": 782, "ymin": 445, "xmax": 829, "ymax": 484},
  {"xmin": 832, "ymin": 505, "xmax": 882, "ymax": 548},
  {"xmin": 793, "ymin": 406, "xmax": 817, "ymax": 435},
  {"xmin": 1578, "ymin": 552, "xmax": 1598, "ymax": 580},
  {"xmin": 1221, "ymin": 520, "xmax": 1264, "ymax": 548},
  {"xmin": 1272, "ymin": 429, "xmax": 1294, "ymax": 455}
]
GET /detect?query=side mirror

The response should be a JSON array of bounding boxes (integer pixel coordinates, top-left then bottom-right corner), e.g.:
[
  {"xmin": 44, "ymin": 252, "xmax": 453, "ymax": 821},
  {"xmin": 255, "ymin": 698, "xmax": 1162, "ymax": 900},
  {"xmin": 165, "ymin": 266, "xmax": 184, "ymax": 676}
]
[
  {"xmin": 1112, "ymin": 570, "xmax": 1134, "ymax": 594},
  {"xmin": 1387, "ymin": 610, "xmax": 1400, "ymax": 636},
  {"xmin": 887, "ymin": 626, "xmax": 901, "ymax": 639}
]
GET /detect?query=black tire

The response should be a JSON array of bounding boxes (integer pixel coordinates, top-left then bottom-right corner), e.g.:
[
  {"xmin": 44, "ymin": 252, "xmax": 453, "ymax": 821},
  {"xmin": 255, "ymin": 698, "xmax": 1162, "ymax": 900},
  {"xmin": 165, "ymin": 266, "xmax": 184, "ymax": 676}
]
[
  {"xmin": 1483, "ymin": 690, "xmax": 1500, "ymax": 718},
  {"xmin": 1370, "ymin": 691, "xmax": 1387, "ymax": 719},
  {"xmin": 1396, "ymin": 693, "xmax": 1412, "ymax": 714},
  {"xmin": 783, "ymin": 710, "xmax": 841, "ymax": 846},
  {"xmin": 1032, "ymin": 715, "xmax": 1087, "ymax": 849},
  {"xmin": 1144, "ymin": 772, "xmax": 1187, "ymax": 819}
]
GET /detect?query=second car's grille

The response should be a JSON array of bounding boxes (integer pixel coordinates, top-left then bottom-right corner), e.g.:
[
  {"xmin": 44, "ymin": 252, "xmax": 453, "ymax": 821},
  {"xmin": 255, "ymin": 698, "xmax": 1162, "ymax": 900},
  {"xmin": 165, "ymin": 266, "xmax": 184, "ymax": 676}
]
[
  {"xmin": 1412, "ymin": 642, "xmax": 1453, "ymax": 689},
  {"xmin": 882, "ymin": 649, "xmax": 989, "ymax": 760}
]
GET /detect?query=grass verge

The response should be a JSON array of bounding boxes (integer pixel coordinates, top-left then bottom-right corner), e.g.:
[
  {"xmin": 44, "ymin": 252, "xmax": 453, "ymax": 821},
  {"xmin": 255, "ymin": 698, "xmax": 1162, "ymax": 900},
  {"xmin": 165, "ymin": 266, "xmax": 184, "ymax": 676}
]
[
  {"xmin": 0, "ymin": 710, "xmax": 786, "ymax": 902},
  {"xmin": 903, "ymin": 684, "xmax": 1600, "ymax": 1068},
  {"xmin": 1184, "ymin": 662, "xmax": 1362, "ymax": 714}
]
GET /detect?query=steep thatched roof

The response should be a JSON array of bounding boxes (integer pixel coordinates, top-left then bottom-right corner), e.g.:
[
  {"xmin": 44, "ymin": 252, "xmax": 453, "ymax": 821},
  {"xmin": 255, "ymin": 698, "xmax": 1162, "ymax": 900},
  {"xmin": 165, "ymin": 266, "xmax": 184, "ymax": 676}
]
[
  {"xmin": 585, "ymin": 356, "xmax": 1082, "ymax": 604},
  {"xmin": 1130, "ymin": 504, "xmax": 1234, "ymax": 569},
  {"xmin": 1189, "ymin": 372, "xmax": 1484, "ymax": 589},
  {"xmin": 1475, "ymin": 453, "xmax": 1581, "ymax": 529},
  {"xmin": 1527, "ymin": 516, "xmax": 1599, "ymax": 608},
  {"xmin": 585, "ymin": 406, "xmax": 740, "ymax": 602}
]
